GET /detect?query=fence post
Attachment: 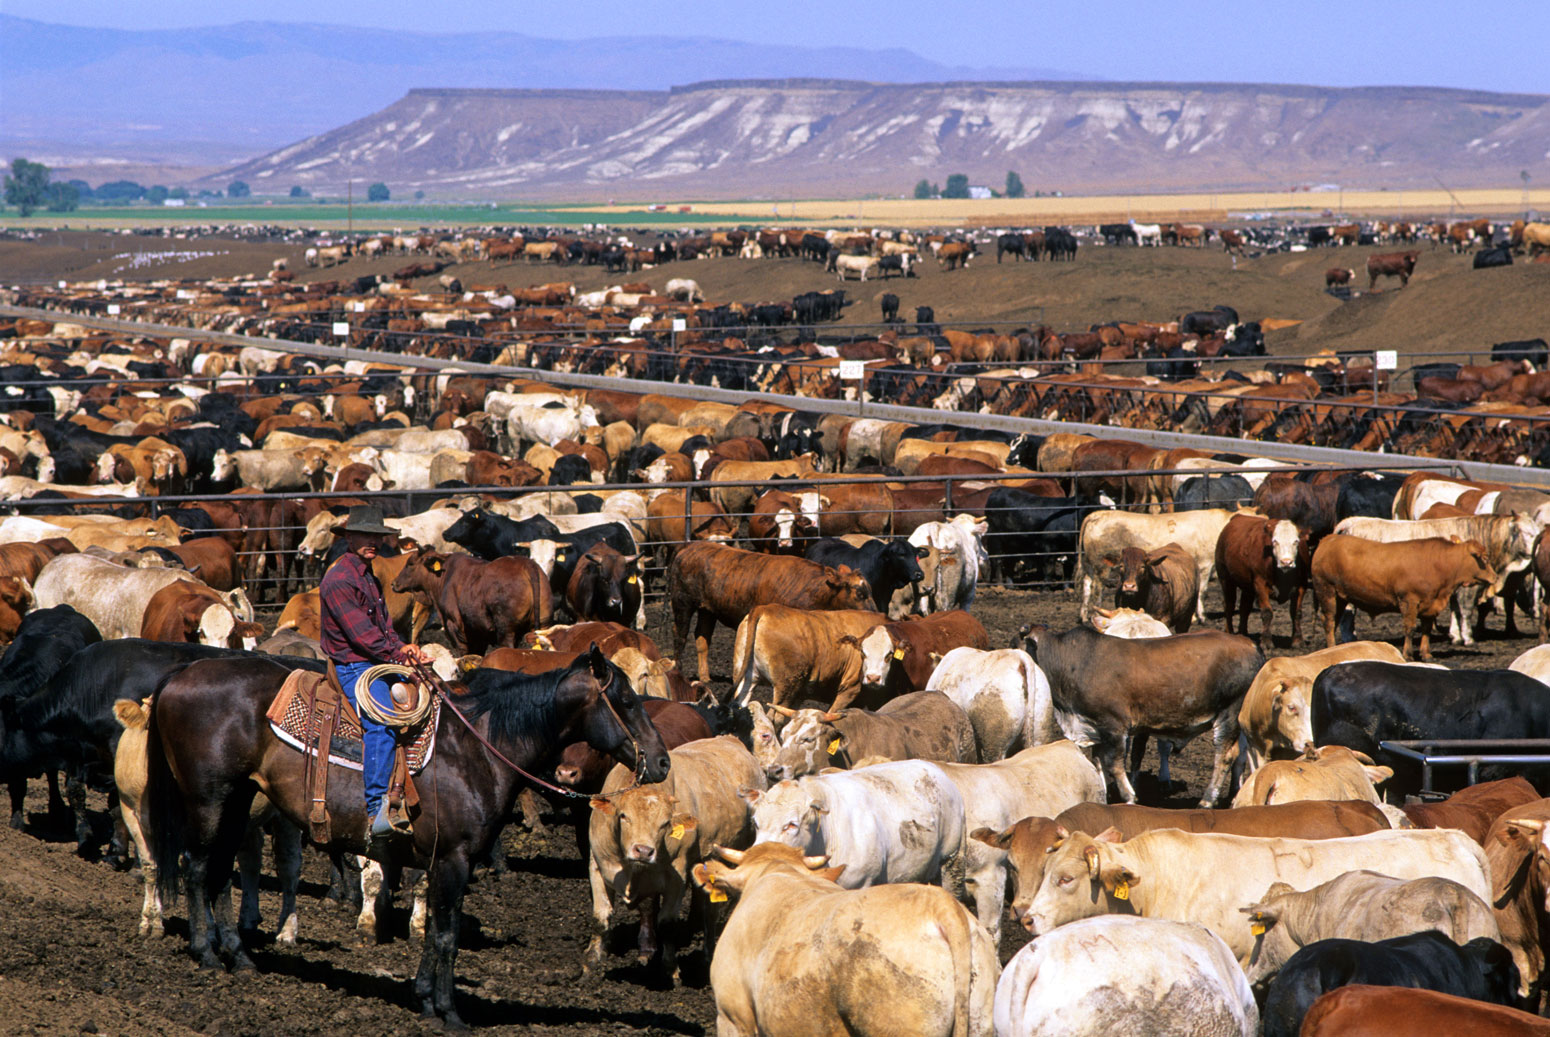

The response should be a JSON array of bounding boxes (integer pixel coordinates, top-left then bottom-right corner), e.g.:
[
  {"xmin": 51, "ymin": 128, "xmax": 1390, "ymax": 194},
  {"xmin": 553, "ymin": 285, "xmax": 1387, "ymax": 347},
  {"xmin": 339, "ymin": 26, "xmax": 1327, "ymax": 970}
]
[{"xmin": 682, "ymin": 478, "xmax": 694, "ymax": 547}]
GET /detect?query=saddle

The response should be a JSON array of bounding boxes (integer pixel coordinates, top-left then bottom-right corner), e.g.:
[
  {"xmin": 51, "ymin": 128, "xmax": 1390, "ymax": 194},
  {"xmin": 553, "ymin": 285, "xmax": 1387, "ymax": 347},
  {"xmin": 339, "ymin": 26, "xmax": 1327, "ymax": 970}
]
[{"xmin": 266, "ymin": 664, "xmax": 441, "ymax": 844}]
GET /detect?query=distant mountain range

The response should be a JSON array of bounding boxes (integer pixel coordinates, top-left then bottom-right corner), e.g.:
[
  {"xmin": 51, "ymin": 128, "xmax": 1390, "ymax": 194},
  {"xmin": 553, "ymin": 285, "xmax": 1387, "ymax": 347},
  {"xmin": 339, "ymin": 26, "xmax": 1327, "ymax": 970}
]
[
  {"xmin": 214, "ymin": 80, "xmax": 1550, "ymax": 200},
  {"xmin": 0, "ymin": 15, "xmax": 1087, "ymax": 163}
]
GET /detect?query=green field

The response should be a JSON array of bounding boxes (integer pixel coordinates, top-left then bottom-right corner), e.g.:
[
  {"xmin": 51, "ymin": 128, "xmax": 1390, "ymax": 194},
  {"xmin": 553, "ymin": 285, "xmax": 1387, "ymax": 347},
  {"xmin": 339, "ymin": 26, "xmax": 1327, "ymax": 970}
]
[{"xmin": 0, "ymin": 200, "xmax": 768, "ymax": 230}]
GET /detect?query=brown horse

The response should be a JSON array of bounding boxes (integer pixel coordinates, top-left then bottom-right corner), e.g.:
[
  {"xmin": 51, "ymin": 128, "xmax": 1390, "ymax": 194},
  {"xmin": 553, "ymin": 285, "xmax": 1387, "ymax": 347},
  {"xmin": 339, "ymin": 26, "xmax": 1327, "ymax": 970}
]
[{"xmin": 143, "ymin": 645, "xmax": 669, "ymax": 1029}]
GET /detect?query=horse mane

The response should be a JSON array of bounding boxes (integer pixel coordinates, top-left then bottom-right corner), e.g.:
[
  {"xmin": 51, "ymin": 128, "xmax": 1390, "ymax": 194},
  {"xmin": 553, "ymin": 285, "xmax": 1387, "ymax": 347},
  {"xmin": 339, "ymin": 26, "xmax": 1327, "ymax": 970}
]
[{"xmin": 458, "ymin": 664, "xmax": 573, "ymax": 746}]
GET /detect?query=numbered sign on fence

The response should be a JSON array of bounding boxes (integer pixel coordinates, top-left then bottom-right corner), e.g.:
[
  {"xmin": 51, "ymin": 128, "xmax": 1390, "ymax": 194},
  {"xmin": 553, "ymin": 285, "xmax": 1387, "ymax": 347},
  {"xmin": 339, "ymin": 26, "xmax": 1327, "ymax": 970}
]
[
  {"xmin": 332, "ymin": 321, "xmax": 350, "ymax": 337},
  {"xmin": 838, "ymin": 360, "xmax": 865, "ymax": 380},
  {"xmin": 672, "ymin": 318, "xmax": 687, "ymax": 332},
  {"xmin": 1375, "ymin": 350, "xmax": 1397, "ymax": 371},
  {"xmin": 106, "ymin": 304, "xmax": 121, "ymax": 315},
  {"xmin": 350, "ymin": 301, "xmax": 366, "ymax": 313}
]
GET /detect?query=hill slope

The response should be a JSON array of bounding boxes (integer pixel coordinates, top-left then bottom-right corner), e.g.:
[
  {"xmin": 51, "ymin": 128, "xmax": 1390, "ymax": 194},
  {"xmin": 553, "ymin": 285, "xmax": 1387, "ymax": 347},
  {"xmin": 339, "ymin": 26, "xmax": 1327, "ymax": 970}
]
[{"xmin": 215, "ymin": 80, "xmax": 1550, "ymax": 200}]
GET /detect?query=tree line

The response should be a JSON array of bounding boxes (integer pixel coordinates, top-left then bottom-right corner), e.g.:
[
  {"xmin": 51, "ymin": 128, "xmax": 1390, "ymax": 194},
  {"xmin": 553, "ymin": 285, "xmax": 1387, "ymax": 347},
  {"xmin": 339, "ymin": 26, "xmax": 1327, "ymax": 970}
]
[{"xmin": 913, "ymin": 171, "xmax": 1038, "ymax": 200}]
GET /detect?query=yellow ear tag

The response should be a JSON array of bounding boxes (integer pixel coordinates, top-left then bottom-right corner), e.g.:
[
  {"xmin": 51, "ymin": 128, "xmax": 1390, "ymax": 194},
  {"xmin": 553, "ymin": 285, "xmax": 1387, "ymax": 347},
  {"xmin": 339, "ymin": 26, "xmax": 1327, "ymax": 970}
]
[
  {"xmin": 626, "ymin": 575, "xmax": 639, "ymax": 585},
  {"xmin": 669, "ymin": 822, "xmax": 685, "ymax": 840},
  {"xmin": 707, "ymin": 888, "xmax": 728, "ymax": 903},
  {"xmin": 827, "ymin": 737, "xmax": 842, "ymax": 756},
  {"xmin": 1250, "ymin": 922, "xmax": 1266, "ymax": 936},
  {"xmin": 891, "ymin": 647, "xmax": 905, "ymax": 660},
  {"xmin": 1112, "ymin": 881, "xmax": 1130, "ymax": 901}
]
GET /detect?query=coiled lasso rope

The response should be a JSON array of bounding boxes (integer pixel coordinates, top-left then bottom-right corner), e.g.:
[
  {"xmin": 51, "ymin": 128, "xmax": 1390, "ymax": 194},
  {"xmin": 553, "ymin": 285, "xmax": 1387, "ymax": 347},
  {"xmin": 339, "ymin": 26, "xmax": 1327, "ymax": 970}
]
[{"xmin": 354, "ymin": 663, "xmax": 435, "ymax": 727}]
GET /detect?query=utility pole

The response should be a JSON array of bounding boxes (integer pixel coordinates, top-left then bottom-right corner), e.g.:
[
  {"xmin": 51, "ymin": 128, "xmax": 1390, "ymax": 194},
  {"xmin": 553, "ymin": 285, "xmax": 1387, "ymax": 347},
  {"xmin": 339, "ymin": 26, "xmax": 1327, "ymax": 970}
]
[{"xmin": 347, "ymin": 180, "xmax": 354, "ymax": 237}]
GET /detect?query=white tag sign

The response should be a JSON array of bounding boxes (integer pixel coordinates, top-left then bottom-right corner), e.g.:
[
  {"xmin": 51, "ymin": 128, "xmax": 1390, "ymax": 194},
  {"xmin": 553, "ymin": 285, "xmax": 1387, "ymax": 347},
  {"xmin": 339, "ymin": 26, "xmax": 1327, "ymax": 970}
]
[
  {"xmin": 176, "ymin": 289, "xmax": 194, "ymax": 299},
  {"xmin": 106, "ymin": 304, "xmax": 121, "ymax": 315},
  {"xmin": 58, "ymin": 280, "xmax": 66, "ymax": 289},
  {"xmin": 351, "ymin": 301, "xmax": 366, "ymax": 312},
  {"xmin": 332, "ymin": 321, "xmax": 350, "ymax": 337},
  {"xmin": 838, "ymin": 359, "xmax": 865, "ymax": 380},
  {"xmin": 1375, "ymin": 350, "xmax": 1397, "ymax": 371},
  {"xmin": 672, "ymin": 318, "xmax": 687, "ymax": 332}
]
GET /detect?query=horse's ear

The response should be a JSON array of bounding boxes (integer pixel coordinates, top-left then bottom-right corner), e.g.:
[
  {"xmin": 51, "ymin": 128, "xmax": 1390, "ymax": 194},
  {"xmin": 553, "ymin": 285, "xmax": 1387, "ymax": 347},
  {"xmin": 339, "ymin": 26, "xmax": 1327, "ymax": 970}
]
[{"xmin": 587, "ymin": 643, "xmax": 608, "ymax": 679}]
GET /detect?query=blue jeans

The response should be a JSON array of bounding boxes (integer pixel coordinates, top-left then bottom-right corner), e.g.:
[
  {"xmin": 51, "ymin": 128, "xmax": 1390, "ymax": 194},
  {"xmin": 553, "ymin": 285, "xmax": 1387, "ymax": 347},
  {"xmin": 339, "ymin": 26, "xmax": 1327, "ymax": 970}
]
[{"xmin": 334, "ymin": 660, "xmax": 397, "ymax": 819}]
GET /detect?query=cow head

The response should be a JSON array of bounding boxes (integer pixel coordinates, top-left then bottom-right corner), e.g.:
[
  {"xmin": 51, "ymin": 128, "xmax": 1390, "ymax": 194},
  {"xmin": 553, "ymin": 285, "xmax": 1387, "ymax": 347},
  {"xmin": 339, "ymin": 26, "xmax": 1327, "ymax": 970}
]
[
  {"xmin": 589, "ymin": 786, "xmax": 695, "ymax": 867},
  {"xmin": 194, "ymin": 601, "xmax": 237, "ymax": 648},
  {"xmin": 856, "ymin": 625, "xmax": 903, "ymax": 686},
  {"xmin": 693, "ymin": 843, "xmax": 843, "ymax": 903},
  {"xmin": 1116, "ymin": 546, "xmax": 1148, "ymax": 595},
  {"xmin": 746, "ymin": 701, "xmax": 781, "ymax": 771},
  {"xmin": 392, "ymin": 546, "xmax": 449, "ymax": 596},
  {"xmin": 1267, "ymin": 679, "xmax": 1314, "ymax": 755},
  {"xmin": 882, "ymin": 539, "xmax": 928, "ymax": 589},
  {"xmin": 970, "ymin": 816, "xmax": 1068, "ymax": 925},
  {"xmin": 1267, "ymin": 519, "xmax": 1302, "ymax": 570},
  {"xmin": 746, "ymin": 779, "xmax": 828, "ymax": 854},
  {"xmin": 767, "ymin": 708, "xmax": 846, "ymax": 781},
  {"xmin": 1492, "ymin": 817, "xmax": 1550, "ymax": 915},
  {"xmin": 1024, "ymin": 827, "xmax": 1135, "ymax": 935},
  {"xmin": 824, "ymin": 564, "xmax": 871, "ymax": 609}
]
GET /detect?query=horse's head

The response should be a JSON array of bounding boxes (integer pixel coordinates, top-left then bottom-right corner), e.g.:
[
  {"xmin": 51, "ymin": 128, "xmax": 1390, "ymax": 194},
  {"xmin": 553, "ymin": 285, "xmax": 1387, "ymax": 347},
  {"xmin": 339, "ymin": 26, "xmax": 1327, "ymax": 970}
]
[{"xmin": 560, "ymin": 644, "xmax": 670, "ymax": 784}]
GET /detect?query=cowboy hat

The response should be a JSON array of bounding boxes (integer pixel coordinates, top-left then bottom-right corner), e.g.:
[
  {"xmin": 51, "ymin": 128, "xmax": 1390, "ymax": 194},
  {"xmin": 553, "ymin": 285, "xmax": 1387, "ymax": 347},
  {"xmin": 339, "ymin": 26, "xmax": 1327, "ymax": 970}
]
[{"xmin": 338, "ymin": 505, "xmax": 395, "ymax": 536}]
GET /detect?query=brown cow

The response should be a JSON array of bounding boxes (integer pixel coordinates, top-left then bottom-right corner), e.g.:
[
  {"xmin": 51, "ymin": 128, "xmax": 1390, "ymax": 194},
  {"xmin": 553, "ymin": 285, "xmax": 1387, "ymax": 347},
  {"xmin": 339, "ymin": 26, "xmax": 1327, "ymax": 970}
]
[
  {"xmin": 1400, "ymin": 777, "xmax": 1538, "ymax": 845},
  {"xmin": 554, "ymin": 699, "xmax": 713, "ymax": 792},
  {"xmin": 1114, "ymin": 542, "xmax": 1198, "ymax": 633},
  {"xmin": 1483, "ymin": 800, "xmax": 1550, "ymax": 1000},
  {"xmin": 853, "ymin": 610, "xmax": 991, "ymax": 696},
  {"xmin": 162, "ymin": 536, "xmax": 243, "ymax": 592},
  {"xmin": 391, "ymin": 546, "xmax": 552, "ymax": 655},
  {"xmin": 464, "ymin": 450, "xmax": 541, "ymax": 487},
  {"xmin": 565, "ymin": 543, "xmax": 641, "ymax": 626},
  {"xmin": 1312, "ymin": 535, "xmax": 1496, "ymax": 659},
  {"xmin": 0, "ymin": 574, "xmax": 34, "ymax": 643},
  {"xmin": 525, "ymin": 621, "xmax": 661, "ymax": 660},
  {"xmin": 140, "ymin": 581, "xmax": 256, "ymax": 649},
  {"xmin": 971, "ymin": 799, "xmax": 1389, "ymax": 907},
  {"xmin": 276, "ymin": 589, "xmax": 321, "ymax": 639},
  {"xmin": 646, "ymin": 492, "xmax": 735, "ymax": 557},
  {"xmin": 731, "ymin": 604, "xmax": 889, "ymax": 711},
  {"xmin": 747, "ymin": 490, "xmax": 819, "ymax": 555},
  {"xmin": 1216, "ymin": 514, "xmax": 1310, "ymax": 649},
  {"xmin": 0, "ymin": 537, "xmax": 76, "ymax": 585},
  {"xmin": 666, "ymin": 543, "xmax": 872, "ymax": 681},
  {"xmin": 1299, "ymin": 986, "xmax": 1550, "ymax": 1037},
  {"xmin": 1324, "ymin": 267, "xmax": 1355, "ymax": 287},
  {"xmin": 1366, "ymin": 250, "xmax": 1419, "ymax": 290},
  {"xmin": 766, "ymin": 691, "xmax": 978, "ymax": 779},
  {"xmin": 809, "ymin": 479, "xmax": 894, "ymax": 537}
]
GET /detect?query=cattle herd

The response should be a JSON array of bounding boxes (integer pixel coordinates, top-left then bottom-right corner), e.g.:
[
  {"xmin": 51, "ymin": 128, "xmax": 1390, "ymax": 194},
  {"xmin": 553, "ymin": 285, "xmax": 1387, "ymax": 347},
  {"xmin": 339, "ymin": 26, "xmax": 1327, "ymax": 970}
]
[{"xmin": 1, "ymin": 216, "xmax": 1549, "ymax": 1036}]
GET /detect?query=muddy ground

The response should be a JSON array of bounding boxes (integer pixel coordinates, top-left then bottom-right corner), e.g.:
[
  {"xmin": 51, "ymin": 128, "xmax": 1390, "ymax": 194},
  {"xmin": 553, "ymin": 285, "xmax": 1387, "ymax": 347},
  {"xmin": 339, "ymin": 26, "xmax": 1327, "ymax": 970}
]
[{"xmin": 1, "ymin": 578, "xmax": 1538, "ymax": 1037}]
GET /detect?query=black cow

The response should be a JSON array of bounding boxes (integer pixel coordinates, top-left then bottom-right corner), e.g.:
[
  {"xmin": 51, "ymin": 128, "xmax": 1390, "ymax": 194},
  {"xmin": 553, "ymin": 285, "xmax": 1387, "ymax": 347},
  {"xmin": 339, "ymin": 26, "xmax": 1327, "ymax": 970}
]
[
  {"xmin": 1098, "ymin": 223, "xmax": 1137, "ymax": 246},
  {"xmin": 619, "ymin": 443, "xmax": 665, "ymax": 483},
  {"xmin": 915, "ymin": 306, "xmax": 939, "ymax": 336},
  {"xmin": 1174, "ymin": 474, "xmax": 1254, "ymax": 511},
  {"xmin": 548, "ymin": 454, "xmax": 595, "ymax": 487},
  {"xmin": 1180, "ymin": 305, "xmax": 1240, "ymax": 337},
  {"xmin": 983, "ymin": 486, "xmax": 1092, "ymax": 582},
  {"xmin": 442, "ymin": 507, "xmax": 563, "ymax": 558},
  {"xmin": 996, "ymin": 233, "xmax": 1028, "ymax": 263},
  {"xmin": 1312, "ymin": 661, "xmax": 1550, "ymax": 795},
  {"xmin": 1261, "ymin": 932, "xmax": 1518, "ymax": 1037},
  {"xmin": 1, "ymin": 606, "xmax": 102, "ymax": 829},
  {"xmin": 1305, "ymin": 226, "xmax": 1333, "ymax": 247},
  {"xmin": 804, "ymin": 537, "xmax": 926, "ymax": 612},
  {"xmin": 514, "ymin": 522, "xmax": 641, "ymax": 603},
  {"xmin": 877, "ymin": 254, "xmax": 914, "ymax": 279},
  {"xmin": 1144, "ymin": 344, "xmax": 1202, "ymax": 381},
  {"xmin": 1473, "ymin": 246, "xmax": 1513, "ymax": 269},
  {"xmin": 1043, "ymin": 227, "xmax": 1078, "ymax": 261},
  {"xmin": 880, "ymin": 293, "xmax": 900, "ymax": 323},
  {"xmin": 2, "ymin": 639, "xmax": 323, "ymax": 857},
  {"xmin": 1221, "ymin": 321, "xmax": 1266, "ymax": 356},
  {"xmin": 773, "ymin": 412, "xmax": 822, "ymax": 462},
  {"xmin": 1492, "ymin": 338, "xmax": 1549, "ymax": 370},
  {"xmin": 800, "ymin": 233, "xmax": 830, "ymax": 263},
  {"xmin": 566, "ymin": 544, "xmax": 642, "ymax": 626},
  {"xmin": 1333, "ymin": 472, "xmax": 1406, "ymax": 521}
]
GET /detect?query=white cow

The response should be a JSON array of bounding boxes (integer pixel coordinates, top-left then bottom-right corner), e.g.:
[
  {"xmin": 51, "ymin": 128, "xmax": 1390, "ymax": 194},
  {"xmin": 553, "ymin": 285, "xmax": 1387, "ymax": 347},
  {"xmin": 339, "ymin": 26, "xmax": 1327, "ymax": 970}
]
[
  {"xmin": 926, "ymin": 647, "xmax": 1055, "ymax": 760},
  {"xmin": 994, "ymin": 916, "xmax": 1256, "ymax": 1037},
  {"xmin": 834, "ymin": 255, "xmax": 881, "ymax": 281},
  {"xmin": 934, "ymin": 742, "xmax": 1105, "ymax": 943},
  {"xmin": 1510, "ymin": 644, "xmax": 1550, "ymax": 685},
  {"xmin": 664, "ymin": 278, "xmax": 703, "ymax": 302},
  {"xmin": 1130, "ymin": 221, "xmax": 1164, "ymax": 246},
  {"xmin": 909, "ymin": 514, "xmax": 989, "ymax": 611},
  {"xmin": 1087, "ymin": 606, "xmax": 1170, "ymax": 638},
  {"xmin": 1024, "ymin": 827, "xmax": 1492, "ymax": 962},
  {"xmin": 32, "ymin": 553, "xmax": 225, "ymax": 640},
  {"xmin": 748, "ymin": 761, "xmax": 965, "ymax": 893},
  {"xmin": 505, "ymin": 398, "xmax": 598, "ymax": 453},
  {"xmin": 1075, "ymin": 508, "xmax": 1240, "ymax": 623}
]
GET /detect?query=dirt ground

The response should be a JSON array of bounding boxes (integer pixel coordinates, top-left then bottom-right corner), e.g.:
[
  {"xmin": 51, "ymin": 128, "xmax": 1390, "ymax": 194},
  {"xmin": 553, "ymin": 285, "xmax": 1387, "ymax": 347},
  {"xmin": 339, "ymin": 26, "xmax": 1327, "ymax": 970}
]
[
  {"xmin": 1, "ymin": 230, "xmax": 1545, "ymax": 355},
  {"xmin": 1, "ymin": 577, "xmax": 1539, "ymax": 1037}
]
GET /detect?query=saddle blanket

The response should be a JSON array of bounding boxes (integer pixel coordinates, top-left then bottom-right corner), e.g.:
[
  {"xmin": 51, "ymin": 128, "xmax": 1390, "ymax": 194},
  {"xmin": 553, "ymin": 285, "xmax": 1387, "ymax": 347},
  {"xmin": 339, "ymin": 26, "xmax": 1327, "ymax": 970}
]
[{"xmin": 266, "ymin": 669, "xmax": 440, "ymax": 773}]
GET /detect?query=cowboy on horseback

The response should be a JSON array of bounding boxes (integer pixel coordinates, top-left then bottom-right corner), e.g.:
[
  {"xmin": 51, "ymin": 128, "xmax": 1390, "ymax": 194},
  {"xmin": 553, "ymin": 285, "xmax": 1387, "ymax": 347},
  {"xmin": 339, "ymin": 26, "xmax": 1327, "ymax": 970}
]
[{"xmin": 319, "ymin": 505, "xmax": 430, "ymax": 840}]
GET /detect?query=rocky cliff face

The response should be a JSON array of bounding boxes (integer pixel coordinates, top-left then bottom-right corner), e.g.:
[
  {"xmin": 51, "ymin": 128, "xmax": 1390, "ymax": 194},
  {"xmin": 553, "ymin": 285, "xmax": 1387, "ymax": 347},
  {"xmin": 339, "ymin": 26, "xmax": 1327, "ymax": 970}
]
[{"xmin": 216, "ymin": 80, "xmax": 1550, "ymax": 199}]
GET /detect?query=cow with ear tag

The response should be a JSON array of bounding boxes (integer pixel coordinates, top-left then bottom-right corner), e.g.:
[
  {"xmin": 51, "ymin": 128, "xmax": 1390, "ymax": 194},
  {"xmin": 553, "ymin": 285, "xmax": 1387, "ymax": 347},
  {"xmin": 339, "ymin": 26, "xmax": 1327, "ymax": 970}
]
[
  {"xmin": 585, "ymin": 735, "xmax": 765, "ymax": 983},
  {"xmin": 765, "ymin": 692, "xmax": 977, "ymax": 782},
  {"xmin": 565, "ymin": 543, "xmax": 643, "ymax": 627},
  {"xmin": 693, "ymin": 842, "xmax": 997, "ymax": 1037}
]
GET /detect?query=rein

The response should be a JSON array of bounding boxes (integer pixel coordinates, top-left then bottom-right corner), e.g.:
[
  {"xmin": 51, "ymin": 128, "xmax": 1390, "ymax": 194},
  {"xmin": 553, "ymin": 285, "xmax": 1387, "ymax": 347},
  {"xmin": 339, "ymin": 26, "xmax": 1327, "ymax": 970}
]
[{"xmin": 408, "ymin": 660, "xmax": 652, "ymax": 800}]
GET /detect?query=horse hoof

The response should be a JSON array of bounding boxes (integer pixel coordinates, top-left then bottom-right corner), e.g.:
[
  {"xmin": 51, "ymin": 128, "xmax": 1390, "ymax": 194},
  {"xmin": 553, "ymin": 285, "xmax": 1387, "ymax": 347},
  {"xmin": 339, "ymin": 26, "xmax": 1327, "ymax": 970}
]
[
  {"xmin": 441, "ymin": 1012, "xmax": 470, "ymax": 1033},
  {"xmin": 8, "ymin": 813, "xmax": 23, "ymax": 830},
  {"xmin": 195, "ymin": 950, "xmax": 222, "ymax": 971}
]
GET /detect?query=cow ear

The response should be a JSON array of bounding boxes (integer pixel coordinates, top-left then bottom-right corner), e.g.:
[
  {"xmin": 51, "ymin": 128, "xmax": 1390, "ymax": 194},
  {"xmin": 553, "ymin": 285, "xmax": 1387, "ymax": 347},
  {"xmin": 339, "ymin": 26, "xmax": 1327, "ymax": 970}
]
[
  {"xmin": 818, "ymin": 864, "xmax": 846, "ymax": 884},
  {"xmin": 836, "ymin": 635, "xmax": 859, "ymax": 648},
  {"xmin": 1364, "ymin": 765, "xmax": 1394, "ymax": 785},
  {"xmin": 668, "ymin": 812, "xmax": 698, "ymax": 841},
  {"xmin": 737, "ymin": 787, "xmax": 762, "ymax": 806},
  {"xmin": 1093, "ymin": 826, "xmax": 1124, "ymax": 844},
  {"xmin": 969, "ymin": 826, "xmax": 1012, "ymax": 851},
  {"xmin": 1082, "ymin": 843, "xmax": 1102, "ymax": 878},
  {"xmin": 914, "ymin": 545, "xmax": 931, "ymax": 559},
  {"xmin": 589, "ymin": 797, "xmax": 614, "ymax": 815}
]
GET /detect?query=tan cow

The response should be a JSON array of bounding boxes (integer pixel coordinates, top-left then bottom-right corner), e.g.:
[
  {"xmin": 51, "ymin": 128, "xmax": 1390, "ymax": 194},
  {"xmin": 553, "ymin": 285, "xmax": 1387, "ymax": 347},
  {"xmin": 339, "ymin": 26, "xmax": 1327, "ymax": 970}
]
[
  {"xmin": 729, "ymin": 604, "xmax": 888, "ymax": 709},
  {"xmin": 1234, "ymin": 641, "xmax": 1405, "ymax": 773},
  {"xmin": 1076, "ymin": 508, "xmax": 1241, "ymax": 623},
  {"xmin": 694, "ymin": 843, "xmax": 997, "ymax": 1037},
  {"xmin": 587, "ymin": 736, "xmax": 765, "ymax": 980},
  {"xmin": 1231, "ymin": 745, "xmax": 1393, "ymax": 808},
  {"xmin": 707, "ymin": 455, "xmax": 819, "ymax": 516}
]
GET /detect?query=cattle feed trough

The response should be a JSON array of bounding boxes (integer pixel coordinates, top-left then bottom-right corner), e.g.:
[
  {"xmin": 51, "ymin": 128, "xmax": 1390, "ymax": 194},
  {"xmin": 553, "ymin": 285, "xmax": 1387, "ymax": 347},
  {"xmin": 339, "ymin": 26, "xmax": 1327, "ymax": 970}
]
[{"xmin": 1380, "ymin": 740, "xmax": 1550, "ymax": 797}]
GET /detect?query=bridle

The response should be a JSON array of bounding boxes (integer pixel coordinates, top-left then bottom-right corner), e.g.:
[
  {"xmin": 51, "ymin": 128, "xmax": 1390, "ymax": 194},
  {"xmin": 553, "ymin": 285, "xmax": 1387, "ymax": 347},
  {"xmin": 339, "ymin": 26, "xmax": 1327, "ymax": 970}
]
[{"xmin": 408, "ymin": 658, "xmax": 652, "ymax": 800}]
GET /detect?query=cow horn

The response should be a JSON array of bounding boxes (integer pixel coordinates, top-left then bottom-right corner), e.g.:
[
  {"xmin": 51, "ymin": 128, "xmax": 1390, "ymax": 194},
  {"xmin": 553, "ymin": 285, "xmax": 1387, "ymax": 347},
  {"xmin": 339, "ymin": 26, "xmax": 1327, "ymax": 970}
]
[
  {"xmin": 802, "ymin": 854, "xmax": 830, "ymax": 869},
  {"xmin": 713, "ymin": 845, "xmax": 745, "ymax": 864},
  {"xmin": 1083, "ymin": 844, "xmax": 1101, "ymax": 878},
  {"xmin": 818, "ymin": 712, "xmax": 843, "ymax": 723},
  {"xmin": 768, "ymin": 704, "xmax": 797, "ymax": 717},
  {"xmin": 1506, "ymin": 818, "xmax": 1547, "ymax": 836}
]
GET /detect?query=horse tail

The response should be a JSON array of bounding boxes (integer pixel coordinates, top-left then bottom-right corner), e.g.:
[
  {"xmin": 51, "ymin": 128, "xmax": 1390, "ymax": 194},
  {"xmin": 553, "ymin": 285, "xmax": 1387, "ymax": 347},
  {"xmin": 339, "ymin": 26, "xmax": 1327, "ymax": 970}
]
[{"xmin": 143, "ymin": 665, "xmax": 193, "ymax": 906}]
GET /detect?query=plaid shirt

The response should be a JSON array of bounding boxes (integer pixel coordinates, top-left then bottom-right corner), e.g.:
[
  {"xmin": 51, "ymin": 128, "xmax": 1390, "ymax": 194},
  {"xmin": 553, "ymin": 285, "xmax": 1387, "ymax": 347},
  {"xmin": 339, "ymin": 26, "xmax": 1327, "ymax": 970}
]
[{"xmin": 319, "ymin": 551, "xmax": 408, "ymax": 666}]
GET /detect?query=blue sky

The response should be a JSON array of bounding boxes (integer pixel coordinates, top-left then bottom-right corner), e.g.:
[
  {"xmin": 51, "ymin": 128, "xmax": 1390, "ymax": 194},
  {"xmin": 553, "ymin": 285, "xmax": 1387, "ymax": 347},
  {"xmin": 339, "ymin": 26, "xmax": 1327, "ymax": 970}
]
[{"xmin": 7, "ymin": 0, "xmax": 1548, "ymax": 94}]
